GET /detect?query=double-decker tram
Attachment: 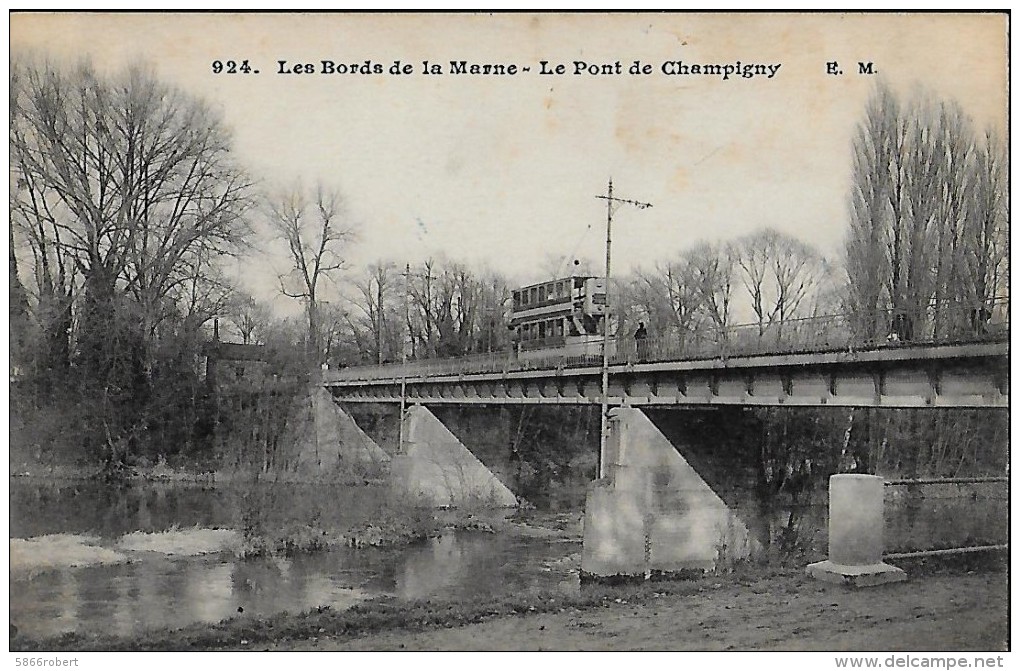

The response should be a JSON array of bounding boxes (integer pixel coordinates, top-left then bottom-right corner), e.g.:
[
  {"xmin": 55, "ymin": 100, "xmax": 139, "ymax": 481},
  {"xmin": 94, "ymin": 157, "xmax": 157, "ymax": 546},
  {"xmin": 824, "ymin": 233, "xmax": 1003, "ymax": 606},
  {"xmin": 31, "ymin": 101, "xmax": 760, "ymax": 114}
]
[{"xmin": 509, "ymin": 275, "xmax": 612, "ymax": 362}]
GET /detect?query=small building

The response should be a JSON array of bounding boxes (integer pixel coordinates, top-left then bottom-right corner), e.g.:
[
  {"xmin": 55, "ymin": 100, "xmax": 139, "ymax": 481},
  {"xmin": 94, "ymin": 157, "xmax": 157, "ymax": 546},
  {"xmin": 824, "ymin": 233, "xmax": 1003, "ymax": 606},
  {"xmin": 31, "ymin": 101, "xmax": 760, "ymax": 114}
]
[{"xmin": 202, "ymin": 320, "xmax": 268, "ymax": 389}]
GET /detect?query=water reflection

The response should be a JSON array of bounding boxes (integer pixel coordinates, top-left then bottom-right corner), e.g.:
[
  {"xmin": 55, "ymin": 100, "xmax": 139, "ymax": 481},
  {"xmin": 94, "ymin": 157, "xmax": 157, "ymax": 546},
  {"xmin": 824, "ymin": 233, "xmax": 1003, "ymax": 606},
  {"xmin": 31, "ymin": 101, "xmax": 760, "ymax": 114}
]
[
  {"xmin": 10, "ymin": 531, "xmax": 579, "ymax": 641},
  {"xmin": 10, "ymin": 481, "xmax": 234, "ymax": 539},
  {"xmin": 388, "ymin": 531, "xmax": 580, "ymax": 601},
  {"xmin": 396, "ymin": 532, "xmax": 466, "ymax": 600},
  {"xmin": 11, "ymin": 551, "xmax": 371, "ymax": 640}
]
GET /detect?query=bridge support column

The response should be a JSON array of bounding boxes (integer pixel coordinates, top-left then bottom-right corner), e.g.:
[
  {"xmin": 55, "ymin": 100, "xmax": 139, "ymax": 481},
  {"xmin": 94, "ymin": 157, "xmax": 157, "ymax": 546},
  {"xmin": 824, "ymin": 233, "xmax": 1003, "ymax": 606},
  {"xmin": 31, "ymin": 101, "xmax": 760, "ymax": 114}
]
[
  {"xmin": 581, "ymin": 407, "xmax": 750, "ymax": 579},
  {"xmin": 390, "ymin": 405, "xmax": 517, "ymax": 507},
  {"xmin": 807, "ymin": 474, "xmax": 906, "ymax": 587},
  {"xmin": 284, "ymin": 389, "xmax": 391, "ymax": 477}
]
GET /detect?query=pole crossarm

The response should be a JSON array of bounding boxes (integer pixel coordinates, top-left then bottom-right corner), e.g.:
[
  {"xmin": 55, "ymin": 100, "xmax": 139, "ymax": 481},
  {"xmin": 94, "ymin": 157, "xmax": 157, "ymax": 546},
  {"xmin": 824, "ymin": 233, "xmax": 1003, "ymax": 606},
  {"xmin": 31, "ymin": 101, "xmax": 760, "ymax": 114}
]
[{"xmin": 596, "ymin": 194, "xmax": 654, "ymax": 211}]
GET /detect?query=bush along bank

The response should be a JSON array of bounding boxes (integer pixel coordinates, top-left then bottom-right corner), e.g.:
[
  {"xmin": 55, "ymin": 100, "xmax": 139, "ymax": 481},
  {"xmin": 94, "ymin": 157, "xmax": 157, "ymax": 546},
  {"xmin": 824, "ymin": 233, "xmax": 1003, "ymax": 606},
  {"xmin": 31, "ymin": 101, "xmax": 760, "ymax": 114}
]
[{"xmin": 235, "ymin": 493, "xmax": 509, "ymax": 559}]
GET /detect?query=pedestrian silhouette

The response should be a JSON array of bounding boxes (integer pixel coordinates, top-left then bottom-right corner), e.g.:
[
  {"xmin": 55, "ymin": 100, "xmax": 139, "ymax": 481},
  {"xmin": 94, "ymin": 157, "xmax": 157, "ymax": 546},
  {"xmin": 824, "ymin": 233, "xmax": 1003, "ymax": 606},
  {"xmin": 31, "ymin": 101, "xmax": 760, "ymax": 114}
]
[
  {"xmin": 970, "ymin": 305, "xmax": 992, "ymax": 336},
  {"xmin": 634, "ymin": 322, "xmax": 648, "ymax": 361},
  {"xmin": 890, "ymin": 309, "xmax": 913, "ymax": 343}
]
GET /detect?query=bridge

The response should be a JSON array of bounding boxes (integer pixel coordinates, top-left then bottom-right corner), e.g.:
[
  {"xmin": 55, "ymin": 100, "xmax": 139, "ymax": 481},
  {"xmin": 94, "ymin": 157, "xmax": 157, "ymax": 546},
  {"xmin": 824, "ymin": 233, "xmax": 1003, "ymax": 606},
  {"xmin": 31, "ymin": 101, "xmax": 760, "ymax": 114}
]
[
  {"xmin": 324, "ymin": 301, "xmax": 1009, "ymax": 409},
  {"xmin": 322, "ymin": 300, "xmax": 1008, "ymax": 581}
]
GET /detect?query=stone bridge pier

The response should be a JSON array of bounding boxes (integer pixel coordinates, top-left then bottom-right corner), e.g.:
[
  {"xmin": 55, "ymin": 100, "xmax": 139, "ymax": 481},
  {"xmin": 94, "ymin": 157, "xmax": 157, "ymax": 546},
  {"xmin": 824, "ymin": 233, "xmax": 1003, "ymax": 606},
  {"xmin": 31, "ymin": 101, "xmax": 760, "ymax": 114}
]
[
  {"xmin": 390, "ymin": 405, "xmax": 518, "ymax": 508},
  {"xmin": 582, "ymin": 407, "xmax": 752, "ymax": 578}
]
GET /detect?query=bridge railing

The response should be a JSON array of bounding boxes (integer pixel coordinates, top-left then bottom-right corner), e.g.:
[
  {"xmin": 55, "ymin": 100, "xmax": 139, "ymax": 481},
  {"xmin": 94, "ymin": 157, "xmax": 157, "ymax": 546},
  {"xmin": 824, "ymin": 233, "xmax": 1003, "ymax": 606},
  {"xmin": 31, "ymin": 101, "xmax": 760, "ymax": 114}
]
[{"xmin": 325, "ymin": 297, "xmax": 1008, "ymax": 383}]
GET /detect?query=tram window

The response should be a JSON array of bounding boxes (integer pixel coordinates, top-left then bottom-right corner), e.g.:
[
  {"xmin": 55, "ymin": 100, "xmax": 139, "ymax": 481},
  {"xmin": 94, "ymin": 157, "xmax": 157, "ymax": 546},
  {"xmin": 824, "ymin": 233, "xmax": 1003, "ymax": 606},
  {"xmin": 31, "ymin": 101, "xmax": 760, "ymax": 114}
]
[
  {"xmin": 529, "ymin": 287, "xmax": 537, "ymax": 304},
  {"xmin": 539, "ymin": 285, "xmax": 546, "ymax": 302},
  {"xmin": 556, "ymin": 281, "xmax": 564, "ymax": 297},
  {"xmin": 513, "ymin": 291, "xmax": 521, "ymax": 309},
  {"xmin": 538, "ymin": 322, "xmax": 546, "ymax": 339},
  {"xmin": 574, "ymin": 277, "xmax": 584, "ymax": 289}
]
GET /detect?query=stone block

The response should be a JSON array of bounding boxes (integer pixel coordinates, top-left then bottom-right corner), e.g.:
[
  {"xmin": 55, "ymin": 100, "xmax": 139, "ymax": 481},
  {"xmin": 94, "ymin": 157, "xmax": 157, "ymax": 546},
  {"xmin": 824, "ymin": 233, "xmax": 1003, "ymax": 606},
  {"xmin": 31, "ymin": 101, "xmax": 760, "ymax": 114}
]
[{"xmin": 806, "ymin": 474, "xmax": 906, "ymax": 587}]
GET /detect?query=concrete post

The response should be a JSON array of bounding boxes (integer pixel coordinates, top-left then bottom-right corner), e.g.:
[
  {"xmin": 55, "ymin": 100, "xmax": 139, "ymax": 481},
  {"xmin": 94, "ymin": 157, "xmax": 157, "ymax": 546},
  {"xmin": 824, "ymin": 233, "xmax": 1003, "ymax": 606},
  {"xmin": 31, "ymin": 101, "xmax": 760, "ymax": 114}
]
[{"xmin": 807, "ymin": 474, "xmax": 906, "ymax": 587}]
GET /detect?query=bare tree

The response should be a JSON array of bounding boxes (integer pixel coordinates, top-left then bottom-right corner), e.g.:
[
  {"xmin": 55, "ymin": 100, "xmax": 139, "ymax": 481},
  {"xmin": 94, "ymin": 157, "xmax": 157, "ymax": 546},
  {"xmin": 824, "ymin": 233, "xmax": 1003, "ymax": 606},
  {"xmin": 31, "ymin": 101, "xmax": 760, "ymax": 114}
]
[
  {"xmin": 407, "ymin": 258, "xmax": 439, "ymax": 358},
  {"xmin": 735, "ymin": 228, "xmax": 826, "ymax": 333},
  {"xmin": 268, "ymin": 183, "xmax": 355, "ymax": 365},
  {"xmin": 845, "ymin": 82, "xmax": 898, "ymax": 336},
  {"xmin": 11, "ymin": 60, "xmax": 253, "ymax": 345},
  {"xmin": 628, "ymin": 254, "xmax": 704, "ymax": 346},
  {"xmin": 846, "ymin": 81, "xmax": 1007, "ymax": 341},
  {"xmin": 476, "ymin": 272, "xmax": 514, "ymax": 353},
  {"xmin": 10, "ymin": 56, "xmax": 254, "ymax": 462},
  {"xmin": 963, "ymin": 130, "xmax": 1008, "ymax": 310},
  {"xmin": 225, "ymin": 293, "xmax": 271, "ymax": 345},
  {"xmin": 348, "ymin": 261, "xmax": 401, "ymax": 364},
  {"xmin": 689, "ymin": 241, "xmax": 735, "ymax": 334},
  {"xmin": 397, "ymin": 259, "xmax": 515, "ymax": 359},
  {"xmin": 735, "ymin": 229, "xmax": 779, "ymax": 335},
  {"xmin": 770, "ymin": 234, "xmax": 825, "ymax": 324}
]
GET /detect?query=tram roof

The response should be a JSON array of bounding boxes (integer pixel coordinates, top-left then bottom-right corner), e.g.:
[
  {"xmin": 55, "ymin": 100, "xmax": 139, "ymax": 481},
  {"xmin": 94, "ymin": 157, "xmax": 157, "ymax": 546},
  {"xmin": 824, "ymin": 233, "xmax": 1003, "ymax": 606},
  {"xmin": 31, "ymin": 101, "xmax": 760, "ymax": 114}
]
[{"xmin": 514, "ymin": 275, "xmax": 603, "ymax": 292}]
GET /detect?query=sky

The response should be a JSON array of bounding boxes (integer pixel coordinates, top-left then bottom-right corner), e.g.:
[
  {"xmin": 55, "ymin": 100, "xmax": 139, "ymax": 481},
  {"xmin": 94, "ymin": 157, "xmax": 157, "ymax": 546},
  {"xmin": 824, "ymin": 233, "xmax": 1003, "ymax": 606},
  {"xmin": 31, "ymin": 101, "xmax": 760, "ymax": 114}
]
[{"xmin": 9, "ymin": 12, "xmax": 1008, "ymax": 312}]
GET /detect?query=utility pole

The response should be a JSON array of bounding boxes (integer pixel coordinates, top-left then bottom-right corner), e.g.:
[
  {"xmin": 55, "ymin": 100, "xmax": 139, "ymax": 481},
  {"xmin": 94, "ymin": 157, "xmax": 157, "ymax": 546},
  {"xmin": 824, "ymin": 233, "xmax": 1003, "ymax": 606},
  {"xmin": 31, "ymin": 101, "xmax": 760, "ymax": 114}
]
[
  {"xmin": 595, "ymin": 178, "xmax": 652, "ymax": 478},
  {"xmin": 398, "ymin": 263, "xmax": 410, "ymax": 453},
  {"xmin": 376, "ymin": 268, "xmax": 385, "ymax": 365}
]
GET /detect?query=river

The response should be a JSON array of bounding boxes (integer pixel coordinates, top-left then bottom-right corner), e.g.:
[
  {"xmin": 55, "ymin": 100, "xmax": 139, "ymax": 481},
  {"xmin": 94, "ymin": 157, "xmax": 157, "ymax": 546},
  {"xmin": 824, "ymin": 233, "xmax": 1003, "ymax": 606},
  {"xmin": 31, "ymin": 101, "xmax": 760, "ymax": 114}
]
[
  {"xmin": 9, "ymin": 479, "xmax": 580, "ymax": 641},
  {"xmin": 9, "ymin": 477, "xmax": 1005, "ymax": 642}
]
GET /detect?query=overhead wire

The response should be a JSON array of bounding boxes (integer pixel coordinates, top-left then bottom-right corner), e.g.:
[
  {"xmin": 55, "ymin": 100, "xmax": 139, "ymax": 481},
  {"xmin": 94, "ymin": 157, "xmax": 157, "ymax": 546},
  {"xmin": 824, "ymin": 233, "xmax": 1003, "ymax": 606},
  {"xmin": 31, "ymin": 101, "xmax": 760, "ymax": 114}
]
[{"xmin": 556, "ymin": 220, "xmax": 595, "ymax": 278}]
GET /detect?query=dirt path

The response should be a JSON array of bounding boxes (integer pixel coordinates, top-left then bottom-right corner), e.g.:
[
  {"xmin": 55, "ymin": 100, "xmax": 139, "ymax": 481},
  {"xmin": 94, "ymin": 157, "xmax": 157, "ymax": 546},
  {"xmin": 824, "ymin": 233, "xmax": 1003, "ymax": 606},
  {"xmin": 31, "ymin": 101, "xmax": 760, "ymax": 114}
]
[{"xmin": 272, "ymin": 571, "xmax": 1007, "ymax": 651}]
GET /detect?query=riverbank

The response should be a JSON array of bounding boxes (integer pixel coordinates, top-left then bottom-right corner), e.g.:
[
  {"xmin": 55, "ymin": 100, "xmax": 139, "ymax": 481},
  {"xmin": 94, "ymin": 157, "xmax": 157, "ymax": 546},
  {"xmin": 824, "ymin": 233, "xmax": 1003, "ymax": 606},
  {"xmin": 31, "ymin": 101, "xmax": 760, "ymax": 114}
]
[
  {"xmin": 311, "ymin": 568, "xmax": 1007, "ymax": 652},
  {"xmin": 13, "ymin": 554, "xmax": 1006, "ymax": 652},
  {"xmin": 9, "ymin": 463, "xmax": 381, "ymax": 486},
  {"xmin": 9, "ymin": 472, "xmax": 492, "ymax": 552}
]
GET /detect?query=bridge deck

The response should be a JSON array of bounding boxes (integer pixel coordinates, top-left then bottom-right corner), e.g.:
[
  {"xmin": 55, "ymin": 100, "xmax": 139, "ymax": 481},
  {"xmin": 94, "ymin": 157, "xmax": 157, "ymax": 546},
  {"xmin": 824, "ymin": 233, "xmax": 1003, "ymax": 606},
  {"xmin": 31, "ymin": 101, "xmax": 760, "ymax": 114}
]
[
  {"xmin": 324, "ymin": 342, "xmax": 1007, "ymax": 409},
  {"xmin": 323, "ymin": 305, "xmax": 1009, "ymax": 408}
]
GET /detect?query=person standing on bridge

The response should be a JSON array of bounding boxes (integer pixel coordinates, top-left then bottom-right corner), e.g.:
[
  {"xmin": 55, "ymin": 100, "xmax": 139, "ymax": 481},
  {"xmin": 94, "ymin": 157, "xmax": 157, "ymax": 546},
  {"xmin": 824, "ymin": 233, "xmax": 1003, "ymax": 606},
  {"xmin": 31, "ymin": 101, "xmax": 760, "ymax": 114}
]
[{"xmin": 634, "ymin": 321, "xmax": 648, "ymax": 362}]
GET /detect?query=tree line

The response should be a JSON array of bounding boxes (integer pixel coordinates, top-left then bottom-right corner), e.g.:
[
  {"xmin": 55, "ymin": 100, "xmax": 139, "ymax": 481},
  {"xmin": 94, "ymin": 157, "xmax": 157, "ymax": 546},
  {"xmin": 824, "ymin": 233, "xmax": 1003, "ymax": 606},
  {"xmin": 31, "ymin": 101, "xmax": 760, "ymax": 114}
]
[
  {"xmin": 846, "ymin": 82, "xmax": 1008, "ymax": 339},
  {"xmin": 9, "ymin": 58, "xmax": 1008, "ymax": 470},
  {"xmin": 10, "ymin": 59, "xmax": 253, "ymax": 467}
]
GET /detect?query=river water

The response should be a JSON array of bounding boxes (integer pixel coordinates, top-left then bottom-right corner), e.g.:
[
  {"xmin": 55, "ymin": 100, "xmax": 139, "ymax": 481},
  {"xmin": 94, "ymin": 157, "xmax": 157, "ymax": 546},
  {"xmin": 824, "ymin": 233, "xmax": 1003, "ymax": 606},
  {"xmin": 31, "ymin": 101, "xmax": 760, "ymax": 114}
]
[
  {"xmin": 9, "ymin": 479, "xmax": 580, "ymax": 641},
  {"xmin": 9, "ymin": 478, "xmax": 1005, "ymax": 642}
]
